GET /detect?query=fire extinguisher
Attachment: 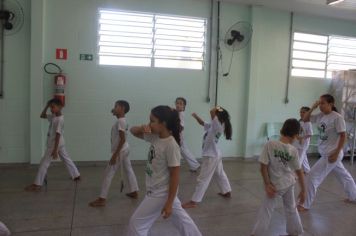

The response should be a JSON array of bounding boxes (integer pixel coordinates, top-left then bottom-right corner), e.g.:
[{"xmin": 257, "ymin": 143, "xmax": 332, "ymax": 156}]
[{"xmin": 44, "ymin": 63, "xmax": 66, "ymax": 106}]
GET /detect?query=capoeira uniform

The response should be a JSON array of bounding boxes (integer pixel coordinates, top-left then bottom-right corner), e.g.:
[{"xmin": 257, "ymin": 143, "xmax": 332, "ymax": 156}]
[
  {"xmin": 0, "ymin": 221, "xmax": 10, "ymax": 236},
  {"xmin": 252, "ymin": 140, "xmax": 303, "ymax": 236},
  {"xmin": 292, "ymin": 121, "xmax": 312, "ymax": 173},
  {"xmin": 99, "ymin": 117, "xmax": 138, "ymax": 198},
  {"xmin": 179, "ymin": 111, "xmax": 200, "ymax": 171},
  {"xmin": 191, "ymin": 116, "xmax": 231, "ymax": 203},
  {"xmin": 127, "ymin": 134, "xmax": 201, "ymax": 236},
  {"xmin": 301, "ymin": 111, "xmax": 356, "ymax": 209},
  {"xmin": 34, "ymin": 114, "xmax": 80, "ymax": 186}
]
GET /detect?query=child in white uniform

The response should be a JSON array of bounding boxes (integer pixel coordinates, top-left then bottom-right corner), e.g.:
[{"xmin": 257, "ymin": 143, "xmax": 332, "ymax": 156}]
[
  {"xmin": 0, "ymin": 221, "xmax": 10, "ymax": 236},
  {"xmin": 298, "ymin": 94, "xmax": 356, "ymax": 211},
  {"xmin": 292, "ymin": 106, "xmax": 312, "ymax": 173},
  {"xmin": 25, "ymin": 98, "xmax": 80, "ymax": 192},
  {"xmin": 89, "ymin": 100, "xmax": 139, "ymax": 207},
  {"xmin": 128, "ymin": 106, "xmax": 201, "ymax": 236},
  {"xmin": 251, "ymin": 118, "xmax": 305, "ymax": 236},
  {"xmin": 182, "ymin": 106, "xmax": 232, "ymax": 208},
  {"xmin": 175, "ymin": 97, "xmax": 200, "ymax": 172}
]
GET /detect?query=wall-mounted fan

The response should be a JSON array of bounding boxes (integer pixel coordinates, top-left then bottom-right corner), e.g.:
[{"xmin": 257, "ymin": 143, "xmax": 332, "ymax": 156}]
[
  {"xmin": 221, "ymin": 21, "xmax": 252, "ymax": 76},
  {"xmin": 1, "ymin": 0, "xmax": 24, "ymax": 35},
  {"xmin": 0, "ymin": 0, "xmax": 24, "ymax": 98}
]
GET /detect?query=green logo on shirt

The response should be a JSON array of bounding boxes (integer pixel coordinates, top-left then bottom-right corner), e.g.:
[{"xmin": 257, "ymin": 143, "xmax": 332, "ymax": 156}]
[
  {"xmin": 215, "ymin": 132, "xmax": 221, "ymax": 143},
  {"xmin": 318, "ymin": 122, "xmax": 328, "ymax": 141},
  {"xmin": 273, "ymin": 149, "xmax": 293, "ymax": 167},
  {"xmin": 145, "ymin": 145, "xmax": 155, "ymax": 177}
]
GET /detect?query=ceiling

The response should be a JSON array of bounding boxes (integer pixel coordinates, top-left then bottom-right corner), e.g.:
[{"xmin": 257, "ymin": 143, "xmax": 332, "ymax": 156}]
[{"xmin": 222, "ymin": 0, "xmax": 356, "ymax": 21}]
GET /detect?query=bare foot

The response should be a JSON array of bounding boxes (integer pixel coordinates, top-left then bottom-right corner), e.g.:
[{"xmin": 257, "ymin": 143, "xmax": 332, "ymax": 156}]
[
  {"xmin": 25, "ymin": 184, "xmax": 41, "ymax": 192},
  {"xmin": 126, "ymin": 191, "xmax": 138, "ymax": 199},
  {"xmin": 182, "ymin": 201, "xmax": 198, "ymax": 209},
  {"xmin": 218, "ymin": 192, "xmax": 231, "ymax": 198},
  {"xmin": 344, "ymin": 198, "xmax": 356, "ymax": 204},
  {"xmin": 89, "ymin": 198, "xmax": 106, "ymax": 207},
  {"xmin": 297, "ymin": 205, "xmax": 308, "ymax": 212},
  {"xmin": 73, "ymin": 176, "xmax": 81, "ymax": 181}
]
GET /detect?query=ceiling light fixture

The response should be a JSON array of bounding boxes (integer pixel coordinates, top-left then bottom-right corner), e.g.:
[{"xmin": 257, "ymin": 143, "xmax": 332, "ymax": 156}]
[{"xmin": 327, "ymin": 0, "xmax": 345, "ymax": 5}]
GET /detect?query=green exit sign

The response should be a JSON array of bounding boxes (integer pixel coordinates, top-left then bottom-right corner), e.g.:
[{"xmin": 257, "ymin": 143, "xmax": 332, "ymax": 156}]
[{"xmin": 79, "ymin": 54, "xmax": 93, "ymax": 61}]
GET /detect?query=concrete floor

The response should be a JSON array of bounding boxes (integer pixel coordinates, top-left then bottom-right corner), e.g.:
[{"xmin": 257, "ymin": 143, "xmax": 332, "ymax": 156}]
[{"xmin": 1, "ymin": 157, "xmax": 356, "ymax": 236}]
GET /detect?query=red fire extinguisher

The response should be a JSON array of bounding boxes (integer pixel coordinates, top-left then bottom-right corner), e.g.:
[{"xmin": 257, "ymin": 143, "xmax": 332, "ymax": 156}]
[
  {"xmin": 54, "ymin": 74, "xmax": 66, "ymax": 106},
  {"xmin": 44, "ymin": 63, "xmax": 66, "ymax": 106}
]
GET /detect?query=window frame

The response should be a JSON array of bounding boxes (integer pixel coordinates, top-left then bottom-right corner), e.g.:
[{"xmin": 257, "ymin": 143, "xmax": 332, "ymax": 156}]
[
  {"xmin": 290, "ymin": 30, "xmax": 356, "ymax": 80},
  {"xmin": 97, "ymin": 8, "xmax": 207, "ymax": 71}
]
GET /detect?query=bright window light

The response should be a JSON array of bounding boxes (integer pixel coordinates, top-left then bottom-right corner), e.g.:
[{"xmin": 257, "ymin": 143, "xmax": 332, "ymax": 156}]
[
  {"xmin": 291, "ymin": 32, "xmax": 356, "ymax": 79},
  {"xmin": 98, "ymin": 9, "xmax": 206, "ymax": 69}
]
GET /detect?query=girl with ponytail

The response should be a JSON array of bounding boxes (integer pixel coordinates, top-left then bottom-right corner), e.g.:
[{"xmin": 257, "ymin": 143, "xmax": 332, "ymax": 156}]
[
  {"xmin": 182, "ymin": 106, "xmax": 232, "ymax": 209},
  {"xmin": 128, "ymin": 105, "xmax": 201, "ymax": 236},
  {"xmin": 298, "ymin": 94, "xmax": 356, "ymax": 212}
]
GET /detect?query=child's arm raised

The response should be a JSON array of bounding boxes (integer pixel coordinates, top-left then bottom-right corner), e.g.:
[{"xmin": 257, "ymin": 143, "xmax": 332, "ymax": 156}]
[
  {"xmin": 40, "ymin": 102, "xmax": 50, "ymax": 119},
  {"xmin": 295, "ymin": 169, "xmax": 306, "ymax": 205},
  {"xmin": 110, "ymin": 130, "xmax": 125, "ymax": 165},
  {"xmin": 192, "ymin": 113, "xmax": 204, "ymax": 126},
  {"xmin": 161, "ymin": 166, "xmax": 179, "ymax": 219},
  {"xmin": 130, "ymin": 125, "xmax": 151, "ymax": 139},
  {"xmin": 260, "ymin": 163, "xmax": 276, "ymax": 198},
  {"xmin": 303, "ymin": 101, "xmax": 319, "ymax": 122}
]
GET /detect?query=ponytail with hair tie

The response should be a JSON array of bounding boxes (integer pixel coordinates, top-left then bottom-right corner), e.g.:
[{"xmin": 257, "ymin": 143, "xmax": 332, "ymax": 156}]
[{"xmin": 151, "ymin": 106, "xmax": 182, "ymax": 145}]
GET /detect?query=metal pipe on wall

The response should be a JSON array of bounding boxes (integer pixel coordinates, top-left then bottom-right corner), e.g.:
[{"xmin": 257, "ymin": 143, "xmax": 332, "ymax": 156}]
[
  {"xmin": 214, "ymin": 0, "xmax": 221, "ymax": 106},
  {"xmin": 284, "ymin": 11, "xmax": 294, "ymax": 104},
  {"xmin": 206, "ymin": 0, "xmax": 214, "ymax": 103}
]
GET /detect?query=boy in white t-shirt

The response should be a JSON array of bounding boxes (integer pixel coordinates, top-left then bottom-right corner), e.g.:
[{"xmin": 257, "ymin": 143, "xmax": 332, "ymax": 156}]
[
  {"xmin": 89, "ymin": 100, "xmax": 139, "ymax": 207},
  {"xmin": 292, "ymin": 106, "xmax": 313, "ymax": 173},
  {"xmin": 251, "ymin": 118, "xmax": 305, "ymax": 236},
  {"xmin": 175, "ymin": 97, "xmax": 200, "ymax": 171},
  {"xmin": 25, "ymin": 98, "xmax": 80, "ymax": 192}
]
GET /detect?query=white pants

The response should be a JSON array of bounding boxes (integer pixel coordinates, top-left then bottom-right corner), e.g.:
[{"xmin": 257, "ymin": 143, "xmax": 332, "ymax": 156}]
[
  {"xmin": 127, "ymin": 195, "xmax": 201, "ymax": 236},
  {"xmin": 180, "ymin": 140, "xmax": 200, "ymax": 171},
  {"xmin": 0, "ymin": 221, "xmax": 10, "ymax": 236},
  {"xmin": 34, "ymin": 146, "xmax": 80, "ymax": 186},
  {"xmin": 302, "ymin": 153, "xmax": 356, "ymax": 209},
  {"xmin": 297, "ymin": 148, "xmax": 310, "ymax": 173},
  {"xmin": 100, "ymin": 148, "xmax": 139, "ymax": 198},
  {"xmin": 191, "ymin": 156, "xmax": 231, "ymax": 203},
  {"xmin": 252, "ymin": 185, "xmax": 303, "ymax": 236}
]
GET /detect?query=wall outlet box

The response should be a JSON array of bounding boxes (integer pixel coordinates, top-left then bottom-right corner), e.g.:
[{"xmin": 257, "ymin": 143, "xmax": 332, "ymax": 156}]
[{"xmin": 79, "ymin": 54, "xmax": 93, "ymax": 61}]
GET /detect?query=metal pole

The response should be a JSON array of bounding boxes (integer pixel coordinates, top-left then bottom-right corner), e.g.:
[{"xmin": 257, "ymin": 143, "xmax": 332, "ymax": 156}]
[
  {"xmin": 284, "ymin": 12, "xmax": 293, "ymax": 104},
  {"xmin": 214, "ymin": 1, "xmax": 220, "ymax": 106},
  {"xmin": 206, "ymin": 0, "xmax": 214, "ymax": 103},
  {"xmin": 0, "ymin": 0, "xmax": 5, "ymax": 98}
]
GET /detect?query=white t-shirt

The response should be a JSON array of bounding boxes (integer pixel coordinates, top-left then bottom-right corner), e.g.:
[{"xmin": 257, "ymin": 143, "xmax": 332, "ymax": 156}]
[
  {"xmin": 259, "ymin": 140, "xmax": 301, "ymax": 190},
  {"xmin": 179, "ymin": 111, "xmax": 185, "ymax": 144},
  {"xmin": 179, "ymin": 111, "xmax": 185, "ymax": 128},
  {"xmin": 202, "ymin": 116, "xmax": 224, "ymax": 158},
  {"xmin": 144, "ymin": 134, "xmax": 181, "ymax": 196},
  {"xmin": 311, "ymin": 111, "xmax": 346, "ymax": 156},
  {"xmin": 46, "ymin": 114, "xmax": 65, "ymax": 148},
  {"xmin": 292, "ymin": 121, "xmax": 313, "ymax": 151},
  {"xmin": 111, "ymin": 117, "xmax": 129, "ymax": 153}
]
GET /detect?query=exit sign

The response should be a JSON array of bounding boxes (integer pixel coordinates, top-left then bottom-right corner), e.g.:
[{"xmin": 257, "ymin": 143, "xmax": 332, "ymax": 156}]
[{"xmin": 79, "ymin": 54, "xmax": 93, "ymax": 61}]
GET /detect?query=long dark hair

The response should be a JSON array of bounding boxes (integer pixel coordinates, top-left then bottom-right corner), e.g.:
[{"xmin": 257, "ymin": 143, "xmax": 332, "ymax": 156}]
[
  {"xmin": 320, "ymin": 94, "xmax": 338, "ymax": 112},
  {"xmin": 151, "ymin": 106, "xmax": 182, "ymax": 145},
  {"xmin": 216, "ymin": 107, "xmax": 232, "ymax": 140}
]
